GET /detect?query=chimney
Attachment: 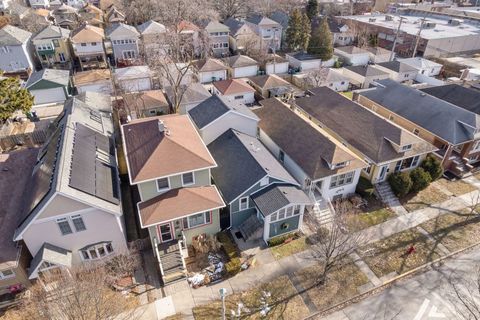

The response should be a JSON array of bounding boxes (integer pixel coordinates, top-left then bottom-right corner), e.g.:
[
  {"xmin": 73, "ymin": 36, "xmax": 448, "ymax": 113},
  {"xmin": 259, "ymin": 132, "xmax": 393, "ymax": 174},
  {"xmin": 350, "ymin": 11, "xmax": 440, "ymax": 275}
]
[{"xmin": 158, "ymin": 119, "xmax": 165, "ymax": 132}]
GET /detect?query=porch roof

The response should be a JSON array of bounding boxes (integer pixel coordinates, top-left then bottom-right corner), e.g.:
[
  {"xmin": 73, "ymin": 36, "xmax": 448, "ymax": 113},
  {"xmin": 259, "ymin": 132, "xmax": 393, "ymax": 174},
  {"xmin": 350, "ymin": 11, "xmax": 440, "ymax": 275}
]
[
  {"xmin": 251, "ymin": 183, "xmax": 312, "ymax": 217},
  {"xmin": 28, "ymin": 242, "xmax": 72, "ymax": 279},
  {"xmin": 138, "ymin": 186, "xmax": 225, "ymax": 227}
]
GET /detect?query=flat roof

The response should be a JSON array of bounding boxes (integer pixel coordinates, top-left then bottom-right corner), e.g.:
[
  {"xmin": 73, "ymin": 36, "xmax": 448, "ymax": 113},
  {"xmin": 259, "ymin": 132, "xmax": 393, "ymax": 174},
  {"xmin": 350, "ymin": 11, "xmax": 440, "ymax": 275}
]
[{"xmin": 343, "ymin": 14, "xmax": 480, "ymax": 39}]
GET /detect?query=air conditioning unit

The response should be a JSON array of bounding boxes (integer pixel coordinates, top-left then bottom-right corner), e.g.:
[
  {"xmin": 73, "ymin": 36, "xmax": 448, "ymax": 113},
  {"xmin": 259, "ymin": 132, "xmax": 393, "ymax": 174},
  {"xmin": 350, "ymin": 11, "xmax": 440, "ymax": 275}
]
[
  {"xmin": 448, "ymin": 19, "xmax": 463, "ymax": 26},
  {"xmin": 385, "ymin": 15, "xmax": 394, "ymax": 21},
  {"xmin": 369, "ymin": 18, "xmax": 377, "ymax": 22},
  {"xmin": 422, "ymin": 22, "xmax": 436, "ymax": 29}
]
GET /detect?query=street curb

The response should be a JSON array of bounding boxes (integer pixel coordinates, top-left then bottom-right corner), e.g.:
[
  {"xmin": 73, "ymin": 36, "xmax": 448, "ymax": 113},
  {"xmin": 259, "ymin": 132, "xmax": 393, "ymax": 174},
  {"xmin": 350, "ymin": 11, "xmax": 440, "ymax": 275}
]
[{"xmin": 303, "ymin": 241, "xmax": 480, "ymax": 319}]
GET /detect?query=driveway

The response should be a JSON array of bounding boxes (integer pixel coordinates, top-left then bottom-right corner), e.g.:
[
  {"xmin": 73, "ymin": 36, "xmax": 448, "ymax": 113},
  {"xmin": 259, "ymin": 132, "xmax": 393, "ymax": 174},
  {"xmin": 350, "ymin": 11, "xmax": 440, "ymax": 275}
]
[{"xmin": 321, "ymin": 248, "xmax": 480, "ymax": 320}]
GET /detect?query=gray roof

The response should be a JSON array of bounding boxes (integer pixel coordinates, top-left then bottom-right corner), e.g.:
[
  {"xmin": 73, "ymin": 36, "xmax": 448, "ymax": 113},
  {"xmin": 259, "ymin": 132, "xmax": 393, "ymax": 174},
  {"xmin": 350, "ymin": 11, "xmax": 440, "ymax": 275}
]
[
  {"xmin": 208, "ymin": 129, "xmax": 298, "ymax": 203},
  {"xmin": 377, "ymin": 60, "xmax": 417, "ymax": 73},
  {"xmin": 269, "ymin": 11, "xmax": 289, "ymax": 29},
  {"xmin": 298, "ymin": 87, "xmax": 436, "ymax": 164},
  {"xmin": 345, "ymin": 65, "xmax": 388, "ymax": 77},
  {"xmin": 33, "ymin": 25, "xmax": 71, "ymax": 40},
  {"xmin": 225, "ymin": 55, "xmax": 258, "ymax": 68},
  {"xmin": 137, "ymin": 20, "xmax": 166, "ymax": 34},
  {"xmin": 106, "ymin": 22, "xmax": 140, "ymax": 38},
  {"xmin": 336, "ymin": 46, "xmax": 369, "ymax": 55},
  {"xmin": 26, "ymin": 68, "xmax": 70, "ymax": 88},
  {"xmin": 420, "ymin": 84, "xmax": 480, "ymax": 115},
  {"xmin": 251, "ymin": 183, "xmax": 311, "ymax": 216},
  {"xmin": 361, "ymin": 79, "xmax": 480, "ymax": 145},
  {"xmin": 224, "ymin": 18, "xmax": 244, "ymax": 35},
  {"xmin": 165, "ymin": 83, "xmax": 211, "ymax": 106},
  {"xmin": 254, "ymin": 98, "xmax": 365, "ymax": 180},
  {"xmin": 188, "ymin": 95, "xmax": 229, "ymax": 129},
  {"xmin": 15, "ymin": 96, "xmax": 120, "ymax": 240},
  {"xmin": 288, "ymin": 51, "xmax": 321, "ymax": 61},
  {"xmin": 28, "ymin": 243, "xmax": 72, "ymax": 278},
  {"xmin": 246, "ymin": 15, "xmax": 281, "ymax": 27},
  {"xmin": 76, "ymin": 91, "xmax": 112, "ymax": 112},
  {"xmin": 0, "ymin": 25, "xmax": 32, "ymax": 45}
]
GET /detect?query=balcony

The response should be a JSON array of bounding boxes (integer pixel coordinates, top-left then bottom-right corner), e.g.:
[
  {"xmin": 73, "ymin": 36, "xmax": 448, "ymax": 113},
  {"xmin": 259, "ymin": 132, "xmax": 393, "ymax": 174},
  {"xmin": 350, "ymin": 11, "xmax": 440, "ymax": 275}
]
[{"xmin": 37, "ymin": 48, "xmax": 55, "ymax": 55}]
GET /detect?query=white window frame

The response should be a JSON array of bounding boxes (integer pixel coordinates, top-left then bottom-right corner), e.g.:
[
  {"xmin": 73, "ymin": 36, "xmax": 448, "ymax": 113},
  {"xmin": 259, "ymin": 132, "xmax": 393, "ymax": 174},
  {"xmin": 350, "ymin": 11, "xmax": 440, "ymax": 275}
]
[
  {"xmin": 329, "ymin": 171, "xmax": 355, "ymax": 189},
  {"xmin": 79, "ymin": 243, "xmax": 114, "ymax": 261},
  {"xmin": 182, "ymin": 211, "xmax": 211, "ymax": 229},
  {"xmin": 122, "ymin": 50, "xmax": 136, "ymax": 59},
  {"xmin": 401, "ymin": 144, "xmax": 412, "ymax": 152},
  {"xmin": 57, "ymin": 217, "xmax": 73, "ymax": 236},
  {"xmin": 0, "ymin": 269, "xmax": 15, "ymax": 280},
  {"xmin": 156, "ymin": 177, "xmax": 170, "ymax": 192},
  {"xmin": 181, "ymin": 172, "xmax": 195, "ymax": 186},
  {"xmin": 471, "ymin": 140, "xmax": 480, "ymax": 153},
  {"xmin": 239, "ymin": 197, "xmax": 249, "ymax": 211},
  {"xmin": 71, "ymin": 214, "xmax": 86, "ymax": 232}
]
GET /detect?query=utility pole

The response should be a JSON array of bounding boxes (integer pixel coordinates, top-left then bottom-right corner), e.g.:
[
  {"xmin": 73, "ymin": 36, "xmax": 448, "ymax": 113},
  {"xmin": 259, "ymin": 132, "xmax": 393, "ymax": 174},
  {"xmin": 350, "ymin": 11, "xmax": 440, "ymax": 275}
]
[
  {"xmin": 412, "ymin": 15, "xmax": 427, "ymax": 58},
  {"xmin": 272, "ymin": 28, "xmax": 277, "ymax": 74},
  {"xmin": 389, "ymin": 16, "xmax": 406, "ymax": 61}
]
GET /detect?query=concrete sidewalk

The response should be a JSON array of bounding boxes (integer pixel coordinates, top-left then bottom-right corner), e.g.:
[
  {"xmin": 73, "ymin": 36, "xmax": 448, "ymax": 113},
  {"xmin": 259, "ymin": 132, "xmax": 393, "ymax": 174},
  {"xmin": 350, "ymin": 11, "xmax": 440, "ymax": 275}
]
[{"xmin": 164, "ymin": 186, "xmax": 480, "ymax": 319}]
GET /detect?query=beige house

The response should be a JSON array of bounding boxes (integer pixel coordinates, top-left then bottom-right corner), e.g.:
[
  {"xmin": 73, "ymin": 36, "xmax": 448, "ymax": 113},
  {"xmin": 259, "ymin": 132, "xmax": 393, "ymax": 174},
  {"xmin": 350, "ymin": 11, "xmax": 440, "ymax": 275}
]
[
  {"xmin": 73, "ymin": 69, "xmax": 113, "ymax": 94},
  {"xmin": 294, "ymin": 87, "xmax": 437, "ymax": 184},
  {"xmin": 71, "ymin": 24, "xmax": 107, "ymax": 70},
  {"xmin": 32, "ymin": 25, "xmax": 72, "ymax": 69},
  {"xmin": 123, "ymin": 90, "xmax": 170, "ymax": 118},
  {"xmin": 13, "ymin": 95, "xmax": 127, "ymax": 280},
  {"xmin": 122, "ymin": 115, "xmax": 224, "ymax": 284},
  {"xmin": 248, "ymin": 74, "xmax": 300, "ymax": 100}
]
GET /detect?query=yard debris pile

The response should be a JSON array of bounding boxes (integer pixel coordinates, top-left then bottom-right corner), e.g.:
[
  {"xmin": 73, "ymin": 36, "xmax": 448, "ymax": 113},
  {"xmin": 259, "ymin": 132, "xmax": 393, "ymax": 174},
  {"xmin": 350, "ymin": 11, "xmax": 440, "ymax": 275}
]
[{"xmin": 187, "ymin": 253, "xmax": 225, "ymax": 288}]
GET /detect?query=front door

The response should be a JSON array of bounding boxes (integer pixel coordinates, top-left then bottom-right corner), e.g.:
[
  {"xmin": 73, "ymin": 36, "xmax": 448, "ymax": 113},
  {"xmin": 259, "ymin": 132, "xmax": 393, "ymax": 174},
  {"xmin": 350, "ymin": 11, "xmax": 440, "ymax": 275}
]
[
  {"xmin": 158, "ymin": 223, "xmax": 173, "ymax": 243},
  {"xmin": 378, "ymin": 165, "xmax": 388, "ymax": 182}
]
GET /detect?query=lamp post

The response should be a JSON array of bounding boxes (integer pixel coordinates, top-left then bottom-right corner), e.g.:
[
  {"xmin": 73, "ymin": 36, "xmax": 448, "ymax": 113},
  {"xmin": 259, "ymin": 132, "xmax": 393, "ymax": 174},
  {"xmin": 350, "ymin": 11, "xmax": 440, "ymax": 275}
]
[{"xmin": 219, "ymin": 288, "xmax": 227, "ymax": 320}]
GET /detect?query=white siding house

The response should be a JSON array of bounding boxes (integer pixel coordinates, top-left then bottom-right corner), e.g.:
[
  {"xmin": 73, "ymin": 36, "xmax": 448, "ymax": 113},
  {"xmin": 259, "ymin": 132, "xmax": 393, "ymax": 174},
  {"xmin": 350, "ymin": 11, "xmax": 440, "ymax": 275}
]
[
  {"xmin": 225, "ymin": 55, "xmax": 259, "ymax": 78},
  {"xmin": 399, "ymin": 57, "xmax": 443, "ymax": 76},
  {"xmin": 0, "ymin": 25, "xmax": 34, "ymax": 73},
  {"xmin": 334, "ymin": 46, "xmax": 370, "ymax": 66},
  {"xmin": 194, "ymin": 58, "xmax": 228, "ymax": 83},
  {"xmin": 213, "ymin": 79, "xmax": 256, "ymax": 105},
  {"xmin": 114, "ymin": 65, "xmax": 153, "ymax": 92}
]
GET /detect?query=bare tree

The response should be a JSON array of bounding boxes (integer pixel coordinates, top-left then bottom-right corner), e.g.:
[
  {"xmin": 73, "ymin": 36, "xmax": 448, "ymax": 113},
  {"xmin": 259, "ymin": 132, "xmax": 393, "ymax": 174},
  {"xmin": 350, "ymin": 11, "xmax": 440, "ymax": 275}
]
[
  {"xmin": 11, "ymin": 11, "xmax": 49, "ymax": 34},
  {"xmin": 308, "ymin": 200, "xmax": 367, "ymax": 285},
  {"xmin": 210, "ymin": 0, "xmax": 248, "ymax": 20},
  {"xmin": 8, "ymin": 263, "xmax": 141, "ymax": 320},
  {"xmin": 447, "ymin": 265, "xmax": 480, "ymax": 320},
  {"xmin": 302, "ymin": 67, "xmax": 330, "ymax": 89}
]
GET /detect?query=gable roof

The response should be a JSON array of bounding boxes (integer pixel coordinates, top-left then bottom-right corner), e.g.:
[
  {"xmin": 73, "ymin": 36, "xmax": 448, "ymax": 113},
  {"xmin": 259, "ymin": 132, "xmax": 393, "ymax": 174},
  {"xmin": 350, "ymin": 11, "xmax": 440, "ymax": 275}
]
[
  {"xmin": 298, "ymin": 87, "xmax": 436, "ymax": 164},
  {"xmin": 73, "ymin": 69, "xmax": 111, "ymax": 85},
  {"xmin": 336, "ymin": 46, "xmax": 369, "ymax": 55},
  {"xmin": 377, "ymin": 60, "xmax": 417, "ymax": 73},
  {"xmin": 254, "ymin": 98, "xmax": 365, "ymax": 180},
  {"xmin": 194, "ymin": 58, "xmax": 227, "ymax": 72},
  {"xmin": 122, "ymin": 114, "xmax": 216, "ymax": 184},
  {"xmin": 287, "ymin": 51, "xmax": 322, "ymax": 61},
  {"xmin": 248, "ymin": 74, "xmax": 290, "ymax": 89},
  {"xmin": 28, "ymin": 243, "xmax": 72, "ymax": 279},
  {"xmin": 198, "ymin": 20, "xmax": 229, "ymax": 32},
  {"xmin": 360, "ymin": 79, "xmax": 480, "ymax": 145},
  {"xmin": 344, "ymin": 65, "xmax": 388, "ymax": 77},
  {"xmin": 246, "ymin": 15, "xmax": 281, "ymax": 27},
  {"xmin": 0, "ymin": 25, "xmax": 32, "ymax": 45},
  {"xmin": 223, "ymin": 18, "xmax": 245, "ymax": 35},
  {"xmin": 33, "ymin": 25, "xmax": 70, "ymax": 40},
  {"xmin": 178, "ymin": 20, "xmax": 199, "ymax": 32},
  {"xmin": 398, "ymin": 57, "xmax": 443, "ymax": 70},
  {"xmin": 251, "ymin": 183, "xmax": 311, "ymax": 217},
  {"xmin": 208, "ymin": 129, "xmax": 298, "ymax": 203},
  {"xmin": 365, "ymin": 46, "xmax": 391, "ymax": 56},
  {"xmin": 137, "ymin": 20, "xmax": 166, "ymax": 35},
  {"xmin": 138, "ymin": 186, "xmax": 224, "ymax": 227},
  {"xmin": 421, "ymin": 84, "xmax": 480, "ymax": 115},
  {"xmin": 71, "ymin": 24, "xmax": 105, "ymax": 42},
  {"xmin": 188, "ymin": 94, "xmax": 258, "ymax": 129},
  {"xmin": 15, "ymin": 96, "xmax": 120, "ymax": 240},
  {"xmin": 224, "ymin": 55, "xmax": 258, "ymax": 68},
  {"xmin": 106, "ymin": 22, "xmax": 140, "ymax": 38},
  {"xmin": 165, "ymin": 83, "xmax": 211, "ymax": 106},
  {"xmin": 213, "ymin": 79, "xmax": 255, "ymax": 95},
  {"xmin": 269, "ymin": 11, "xmax": 289, "ymax": 29},
  {"xmin": 26, "ymin": 68, "xmax": 70, "ymax": 88},
  {"xmin": 114, "ymin": 65, "xmax": 152, "ymax": 80},
  {"xmin": 123, "ymin": 90, "xmax": 169, "ymax": 111}
]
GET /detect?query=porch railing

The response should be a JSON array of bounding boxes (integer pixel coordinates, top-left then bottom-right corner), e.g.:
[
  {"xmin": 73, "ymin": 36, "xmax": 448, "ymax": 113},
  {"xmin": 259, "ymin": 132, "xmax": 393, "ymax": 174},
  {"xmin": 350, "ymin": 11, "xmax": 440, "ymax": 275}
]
[
  {"xmin": 153, "ymin": 238, "xmax": 165, "ymax": 277},
  {"xmin": 178, "ymin": 233, "xmax": 187, "ymax": 271}
]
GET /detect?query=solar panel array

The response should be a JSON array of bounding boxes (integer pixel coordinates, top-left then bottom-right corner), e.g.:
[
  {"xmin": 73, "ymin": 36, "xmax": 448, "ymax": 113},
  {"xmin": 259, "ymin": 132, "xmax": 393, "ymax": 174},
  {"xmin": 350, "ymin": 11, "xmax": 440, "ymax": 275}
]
[{"xmin": 69, "ymin": 123, "xmax": 119, "ymax": 204}]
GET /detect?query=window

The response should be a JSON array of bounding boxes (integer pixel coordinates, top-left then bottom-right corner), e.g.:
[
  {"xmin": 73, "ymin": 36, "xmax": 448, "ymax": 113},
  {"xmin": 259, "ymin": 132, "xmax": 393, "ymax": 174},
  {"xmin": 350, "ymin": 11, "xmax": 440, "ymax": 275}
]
[
  {"xmin": 0, "ymin": 269, "xmax": 15, "ymax": 280},
  {"xmin": 293, "ymin": 205, "xmax": 301, "ymax": 215},
  {"xmin": 234, "ymin": 95, "xmax": 244, "ymax": 100},
  {"xmin": 401, "ymin": 144, "xmax": 412, "ymax": 151},
  {"xmin": 71, "ymin": 215, "xmax": 86, "ymax": 232},
  {"xmin": 396, "ymin": 155, "xmax": 420, "ymax": 172},
  {"xmin": 59, "ymin": 52, "xmax": 66, "ymax": 62},
  {"xmin": 182, "ymin": 211, "xmax": 211, "ymax": 229},
  {"xmin": 364, "ymin": 165, "xmax": 372, "ymax": 174},
  {"xmin": 286, "ymin": 206, "xmax": 293, "ymax": 217},
  {"xmin": 329, "ymin": 171, "xmax": 355, "ymax": 189},
  {"xmin": 223, "ymin": 43, "xmax": 228, "ymax": 48},
  {"xmin": 278, "ymin": 208, "xmax": 286, "ymax": 220},
  {"xmin": 57, "ymin": 218, "xmax": 73, "ymax": 235},
  {"xmin": 156, "ymin": 177, "xmax": 170, "ymax": 191},
  {"xmin": 412, "ymin": 155, "xmax": 420, "ymax": 167},
  {"xmin": 81, "ymin": 43, "xmax": 87, "ymax": 46},
  {"xmin": 394, "ymin": 160, "xmax": 402, "ymax": 173},
  {"xmin": 270, "ymin": 212, "xmax": 277, "ymax": 222},
  {"xmin": 239, "ymin": 197, "xmax": 249, "ymax": 210},
  {"xmin": 182, "ymin": 172, "xmax": 194, "ymax": 186},
  {"xmin": 52, "ymin": 39, "xmax": 59, "ymax": 47},
  {"xmin": 80, "ymin": 243, "xmax": 114, "ymax": 261},
  {"xmin": 91, "ymin": 42, "xmax": 97, "ymax": 46},
  {"xmin": 123, "ymin": 50, "xmax": 136, "ymax": 59},
  {"xmin": 279, "ymin": 150, "xmax": 285, "ymax": 163},
  {"xmin": 413, "ymin": 128, "xmax": 419, "ymax": 135}
]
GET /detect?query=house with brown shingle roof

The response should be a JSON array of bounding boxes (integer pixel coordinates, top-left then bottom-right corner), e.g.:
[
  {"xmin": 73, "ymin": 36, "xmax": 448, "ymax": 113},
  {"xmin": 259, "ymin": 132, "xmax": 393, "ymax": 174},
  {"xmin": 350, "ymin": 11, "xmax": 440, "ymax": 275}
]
[
  {"xmin": 253, "ymin": 98, "xmax": 366, "ymax": 203},
  {"xmin": 248, "ymin": 74, "xmax": 301, "ymax": 100},
  {"xmin": 73, "ymin": 69, "xmax": 112, "ymax": 94},
  {"xmin": 194, "ymin": 58, "xmax": 228, "ymax": 83},
  {"xmin": 121, "ymin": 114, "xmax": 224, "ymax": 284},
  {"xmin": 293, "ymin": 87, "xmax": 436, "ymax": 184},
  {"xmin": 212, "ymin": 79, "xmax": 255, "ymax": 105},
  {"xmin": 223, "ymin": 55, "xmax": 259, "ymax": 78},
  {"xmin": 70, "ymin": 24, "xmax": 107, "ymax": 70}
]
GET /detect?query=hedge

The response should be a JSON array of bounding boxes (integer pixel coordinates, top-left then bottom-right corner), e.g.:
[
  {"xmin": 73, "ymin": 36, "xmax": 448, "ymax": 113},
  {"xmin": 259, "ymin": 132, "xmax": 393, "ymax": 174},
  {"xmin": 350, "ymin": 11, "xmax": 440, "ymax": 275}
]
[
  {"xmin": 388, "ymin": 172, "xmax": 413, "ymax": 197},
  {"xmin": 217, "ymin": 232, "xmax": 241, "ymax": 275},
  {"xmin": 356, "ymin": 176, "xmax": 375, "ymax": 198},
  {"xmin": 421, "ymin": 155, "xmax": 443, "ymax": 181},
  {"xmin": 267, "ymin": 232, "xmax": 298, "ymax": 247},
  {"xmin": 410, "ymin": 167, "xmax": 432, "ymax": 193}
]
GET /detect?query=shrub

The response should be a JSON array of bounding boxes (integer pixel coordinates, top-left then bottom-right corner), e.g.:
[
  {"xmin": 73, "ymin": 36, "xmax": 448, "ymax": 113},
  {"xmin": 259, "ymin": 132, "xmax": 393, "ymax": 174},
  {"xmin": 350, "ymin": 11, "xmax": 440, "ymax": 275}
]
[
  {"xmin": 267, "ymin": 232, "xmax": 298, "ymax": 247},
  {"xmin": 217, "ymin": 232, "xmax": 241, "ymax": 275},
  {"xmin": 410, "ymin": 168, "xmax": 432, "ymax": 193},
  {"xmin": 388, "ymin": 172, "xmax": 412, "ymax": 197},
  {"xmin": 421, "ymin": 155, "xmax": 443, "ymax": 181},
  {"xmin": 356, "ymin": 176, "xmax": 375, "ymax": 198}
]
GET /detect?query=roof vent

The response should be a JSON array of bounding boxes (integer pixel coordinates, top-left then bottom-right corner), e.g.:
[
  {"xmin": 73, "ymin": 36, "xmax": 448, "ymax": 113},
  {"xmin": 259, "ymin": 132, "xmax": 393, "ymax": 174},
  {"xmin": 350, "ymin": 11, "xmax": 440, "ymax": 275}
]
[
  {"xmin": 158, "ymin": 119, "xmax": 165, "ymax": 132},
  {"xmin": 165, "ymin": 129, "xmax": 171, "ymax": 136},
  {"xmin": 385, "ymin": 15, "xmax": 393, "ymax": 21},
  {"xmin": 420, "ymin": 93, "xmax": 426, "ymax": 97},
  {"xmin": 369, "ymin": 18, "xmax": 376, "ymax": 22}
]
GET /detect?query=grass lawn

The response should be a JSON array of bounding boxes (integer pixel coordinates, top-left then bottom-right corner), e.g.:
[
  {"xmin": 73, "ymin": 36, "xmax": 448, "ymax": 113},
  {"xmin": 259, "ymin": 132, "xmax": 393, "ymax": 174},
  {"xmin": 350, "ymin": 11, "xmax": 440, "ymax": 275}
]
[
  {"xmin": 345, "ymin": 197, "xmax": 396, "ymax": 232},
  {"xmin": 420, "ymin": 211, "xmax": 480, "ymax": 252},
  {"xmin": 358, "ymin": 229, "xmax": 444, "ymax": 278},
  {"xmin": 192, "ymin": 275, "xmax": 309, "ymax": 320},
  {"xmin": 341, "ymin": 91, "xmax": 353, "ymax": 100},
  {"xmin": 434, "ymin": 178, "xmax": 476, "ymax": 197},
  {"xmin": 270, "ymin": 237, "xmax": 308, "ymax": 260},
  {"xmin": 294, "ymin": 262, "xmax": 369, "ymax": 311},
  {"xmin": 400, "ymin": 184, "xmax": 449, "ymax": 212}
]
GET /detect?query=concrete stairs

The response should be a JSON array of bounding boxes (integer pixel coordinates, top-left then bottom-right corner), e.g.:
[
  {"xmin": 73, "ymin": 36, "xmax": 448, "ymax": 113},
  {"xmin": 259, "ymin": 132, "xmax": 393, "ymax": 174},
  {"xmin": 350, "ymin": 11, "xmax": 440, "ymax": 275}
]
[
  {"xmin": 375, "ymin": 182, "xmax": 408, "ymax": 216},
  {"xmin": 239, "ymin": 215, "xmax": 263, "ymax": 241},
  {"xmin": 450, "ymin": 153, "xmax": 473, "ymax": 177}
]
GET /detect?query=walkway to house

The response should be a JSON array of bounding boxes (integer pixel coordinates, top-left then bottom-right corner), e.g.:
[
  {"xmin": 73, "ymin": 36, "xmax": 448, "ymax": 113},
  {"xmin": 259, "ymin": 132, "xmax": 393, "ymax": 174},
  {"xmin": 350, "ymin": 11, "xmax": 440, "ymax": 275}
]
[{"xmin": 157, "ymin": 182, "xmax": 480, "ymax": 318}]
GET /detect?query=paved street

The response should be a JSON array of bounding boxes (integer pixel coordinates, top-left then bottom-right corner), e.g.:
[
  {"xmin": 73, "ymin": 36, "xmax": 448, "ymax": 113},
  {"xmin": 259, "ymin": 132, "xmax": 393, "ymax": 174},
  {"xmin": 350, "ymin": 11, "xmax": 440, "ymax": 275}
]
[{"xmin": 321, "ymin": 248, "xmax": 480, "ymax": 320}]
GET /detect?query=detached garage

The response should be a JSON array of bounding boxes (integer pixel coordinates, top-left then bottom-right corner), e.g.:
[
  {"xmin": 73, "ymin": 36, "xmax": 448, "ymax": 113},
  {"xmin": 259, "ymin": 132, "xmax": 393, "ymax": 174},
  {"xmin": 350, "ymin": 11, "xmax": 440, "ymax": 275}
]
[
  {"xmin": 25, "ymin": 69, "xmax": 71, "ymax": 105},
  {"xmin": 114, "ymin": 66, "xmax": 153, "ymax": 92}
]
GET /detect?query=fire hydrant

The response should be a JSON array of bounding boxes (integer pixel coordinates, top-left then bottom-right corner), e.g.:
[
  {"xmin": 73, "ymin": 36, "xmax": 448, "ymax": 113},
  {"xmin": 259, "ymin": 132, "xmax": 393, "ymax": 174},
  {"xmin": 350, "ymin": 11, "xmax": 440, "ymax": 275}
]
[{"xmin": 407, "ymin": 245, "xmax": 416, "ymax": 255}]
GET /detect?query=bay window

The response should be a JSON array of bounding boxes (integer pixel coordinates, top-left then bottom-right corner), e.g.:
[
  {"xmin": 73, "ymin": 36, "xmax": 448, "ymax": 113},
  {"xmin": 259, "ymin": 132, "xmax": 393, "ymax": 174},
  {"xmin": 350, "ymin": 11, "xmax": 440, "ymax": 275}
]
[
  {"xmin": 80, "ymin": 242, "xmax": 114, "ymax": 261},
  {"xmin": 329, "ymin": 171, "xmax": 355, "ymax": 189}
]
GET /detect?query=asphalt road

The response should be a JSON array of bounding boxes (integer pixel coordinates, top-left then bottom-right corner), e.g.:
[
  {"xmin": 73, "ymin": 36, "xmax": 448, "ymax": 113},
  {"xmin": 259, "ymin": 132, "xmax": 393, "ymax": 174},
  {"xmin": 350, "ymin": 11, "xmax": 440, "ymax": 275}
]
[{"xmin": 321, "ymin": 248, "xmax": 480, "ymax": 320}]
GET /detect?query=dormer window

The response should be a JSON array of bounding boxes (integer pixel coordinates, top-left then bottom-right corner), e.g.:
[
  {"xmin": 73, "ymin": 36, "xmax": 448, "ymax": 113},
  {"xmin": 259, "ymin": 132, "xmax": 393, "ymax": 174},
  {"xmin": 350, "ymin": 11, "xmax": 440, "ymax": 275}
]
[
  {"xmin": 401, "ymin": 144, "xmax": 412, "ymax": 152},
  {"xmin": 156, "ymin": 177, "xmax": 170, "ymax": 192}
]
